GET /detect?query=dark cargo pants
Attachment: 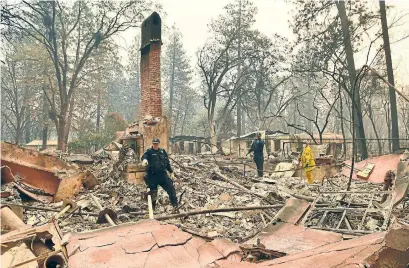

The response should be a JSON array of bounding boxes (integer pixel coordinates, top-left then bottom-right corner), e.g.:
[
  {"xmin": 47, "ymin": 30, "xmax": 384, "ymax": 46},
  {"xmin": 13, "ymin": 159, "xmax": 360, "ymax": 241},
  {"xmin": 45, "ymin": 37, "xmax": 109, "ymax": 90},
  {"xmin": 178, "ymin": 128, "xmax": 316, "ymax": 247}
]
[
  {"xmin": 254, "ymin": 155, "xmax": 264, "ymax": 177},
  {"xmin": 145, "ymin": 172, "xmax": 178, "ymax": 209}
]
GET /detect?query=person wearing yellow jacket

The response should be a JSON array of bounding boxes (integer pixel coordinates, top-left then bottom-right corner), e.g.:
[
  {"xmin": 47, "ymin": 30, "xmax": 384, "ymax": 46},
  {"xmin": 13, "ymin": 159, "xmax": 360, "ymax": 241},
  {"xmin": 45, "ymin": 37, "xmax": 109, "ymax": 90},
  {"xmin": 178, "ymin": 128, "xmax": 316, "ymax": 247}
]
[{"xmin": 301, "ymin": 144, "xmax": 315, "ymax": 184}]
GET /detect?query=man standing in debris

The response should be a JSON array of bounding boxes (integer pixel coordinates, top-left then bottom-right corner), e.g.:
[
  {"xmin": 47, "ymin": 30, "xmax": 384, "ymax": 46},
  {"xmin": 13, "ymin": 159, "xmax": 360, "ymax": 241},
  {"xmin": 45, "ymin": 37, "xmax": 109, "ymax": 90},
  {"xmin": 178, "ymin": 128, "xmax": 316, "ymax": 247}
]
[
  {"xmin": 247, "ymin": 132, "xmax": 265, "ymax": 177},
  {"xmin": 301, "ymin": 144, "xmax": 315, "ymax": 184},
  {"xmin": 142, "ymin": 138, "xmax": 178, "ymax": 211}
]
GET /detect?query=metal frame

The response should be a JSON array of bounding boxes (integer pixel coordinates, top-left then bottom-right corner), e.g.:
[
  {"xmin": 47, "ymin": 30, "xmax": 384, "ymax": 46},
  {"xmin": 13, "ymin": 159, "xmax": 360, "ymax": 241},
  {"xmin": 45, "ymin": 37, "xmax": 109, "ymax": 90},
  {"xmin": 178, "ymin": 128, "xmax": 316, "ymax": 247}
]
[{"xmin": 300, "ymin": 188, "xmax": 395, "ymax": 235}]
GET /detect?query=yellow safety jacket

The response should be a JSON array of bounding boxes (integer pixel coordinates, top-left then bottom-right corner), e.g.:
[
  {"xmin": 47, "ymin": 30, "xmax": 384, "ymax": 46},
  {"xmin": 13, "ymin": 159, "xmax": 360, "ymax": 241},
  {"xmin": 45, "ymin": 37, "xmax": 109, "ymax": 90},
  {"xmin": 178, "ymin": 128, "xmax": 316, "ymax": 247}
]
[{"xmin": 301, "ymin": 145, "xmax": 316, "ymax": 172}]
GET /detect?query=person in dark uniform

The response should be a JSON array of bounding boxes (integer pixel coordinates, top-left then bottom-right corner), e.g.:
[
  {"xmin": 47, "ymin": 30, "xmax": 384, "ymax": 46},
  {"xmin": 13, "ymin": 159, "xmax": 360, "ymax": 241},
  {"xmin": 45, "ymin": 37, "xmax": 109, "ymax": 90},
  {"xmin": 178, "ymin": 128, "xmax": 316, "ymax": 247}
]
[
  {"xmin": 247, "ymin": 132, "xmax": 265, "ymax": 177},
  {"xmin": 141, "ymin": 138, "xmax": 178, "ymax": 210}
]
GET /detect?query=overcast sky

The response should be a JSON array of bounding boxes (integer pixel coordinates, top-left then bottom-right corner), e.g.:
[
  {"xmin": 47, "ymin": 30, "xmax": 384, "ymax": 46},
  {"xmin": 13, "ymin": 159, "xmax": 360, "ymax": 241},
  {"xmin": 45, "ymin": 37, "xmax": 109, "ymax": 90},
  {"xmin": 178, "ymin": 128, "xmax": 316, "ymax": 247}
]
[
  {"xmin": 118, "ymin": 0, "xmax": 409, "ymax": 86},
  {"xmin": 148, "ymin": 0, "xmax": 409, "ymax": 87},
  {"xmin": 159, "ymin": 0, "xmax": 292, "ymax": 56}
]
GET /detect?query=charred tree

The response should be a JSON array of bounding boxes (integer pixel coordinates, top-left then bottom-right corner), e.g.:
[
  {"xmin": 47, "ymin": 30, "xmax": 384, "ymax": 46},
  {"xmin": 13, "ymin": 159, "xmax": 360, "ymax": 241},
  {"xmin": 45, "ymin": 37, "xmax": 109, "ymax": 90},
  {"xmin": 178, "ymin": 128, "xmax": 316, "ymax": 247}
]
[
  {"xmin": 379, "ymin": 0, "xmax": 399, "ymax": 152},
  {"xmin": 336, "ymin": 1, "xmax": 368, "ymax": 159}
]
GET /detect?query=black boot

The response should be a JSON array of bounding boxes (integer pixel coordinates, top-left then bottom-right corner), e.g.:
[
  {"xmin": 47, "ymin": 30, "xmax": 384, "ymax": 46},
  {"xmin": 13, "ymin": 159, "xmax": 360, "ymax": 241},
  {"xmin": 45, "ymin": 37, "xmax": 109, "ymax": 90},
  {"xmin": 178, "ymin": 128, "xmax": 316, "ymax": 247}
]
[
  {"xmin": 172, "ymin": 204, "xmax": 179, "ymax": 213},
  {"xmin": 149, "ymin": 189, "xmax": 158, "ymax": 211}
]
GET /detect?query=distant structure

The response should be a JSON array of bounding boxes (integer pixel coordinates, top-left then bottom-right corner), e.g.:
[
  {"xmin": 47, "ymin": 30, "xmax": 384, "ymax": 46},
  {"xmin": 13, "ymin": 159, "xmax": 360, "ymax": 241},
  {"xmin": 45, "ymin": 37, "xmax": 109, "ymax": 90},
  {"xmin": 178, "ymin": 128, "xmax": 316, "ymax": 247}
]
[{"xmin": 25, "ymin": 140, "xmax": 58, "ymax": 151}]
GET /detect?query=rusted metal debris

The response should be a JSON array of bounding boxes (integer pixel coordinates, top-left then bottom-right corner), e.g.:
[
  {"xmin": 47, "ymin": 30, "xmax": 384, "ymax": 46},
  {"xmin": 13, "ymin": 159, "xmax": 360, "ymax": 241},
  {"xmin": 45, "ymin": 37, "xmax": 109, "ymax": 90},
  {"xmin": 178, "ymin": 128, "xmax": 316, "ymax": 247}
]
[
  {"xmin": 248, "ymin": 221, "xmax": 343, "ymax": 255},
  {"xmin": 1, "ymin": 191, "xmax": 11, "ymax": 198},
  {"xmin": 342, "ymin": 153, "xmax": 404, "ymax": 183},
  {"xmin": 299, "ymin": 160, "xmax": 409, "ymax": 234},
  {"xmin": 54, "ymin": 199, "xmax": 78, "ymax": 220},
  {"xmin": 215, "ymin": 223, "xmax": 409, "ymax": 267},
  {"xmin": 90, "ymin": 194, "xmax": 117, "ymax": 226},
  {"xmin": 1, "ymin": 206, "xmax": 66, "ymax": 267},
  {"xmin": 13, "ymin": 181, "xmax": 54, "ymax": 203},
  {"xmin": 8, "ymin": 151, "xmax": 402, "ymax": 239},
  {"xmin": 300, "ymin": 190, "xmax": 395, "ymax": 234},
  {"xmin": 240, "ymin": 239, "xmax": 286, "ymax": 262},
  {"xmin": 65, "ymin": 154, "xmax": 94, "ymax": 165},
  {"xmin": 1, "ymin": 142, "xmax": 98, "ymax": 203},
  {"xmin": 2, "ymin": 140, "xmax": 408, "ymax": 267}
]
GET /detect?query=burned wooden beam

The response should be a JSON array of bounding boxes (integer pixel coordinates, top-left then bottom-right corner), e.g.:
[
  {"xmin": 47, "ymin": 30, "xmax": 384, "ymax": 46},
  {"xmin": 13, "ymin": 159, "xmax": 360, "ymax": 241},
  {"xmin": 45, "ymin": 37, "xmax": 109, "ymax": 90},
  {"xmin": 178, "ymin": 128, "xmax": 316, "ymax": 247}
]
[
  {"xmin": 310, "ymin": 226, "xmax": 374, "ymax": 235},
  {"xmin": 90, "ymin": 194, "xmax": 117, "ymax": 226},
  {"xmin": 1, "ymin": 202, "xmax": 99, "ymax": 216},
  {"xmin": 155, "ymin": 205, "xmax": 283, "ymax": 221},
  {"xmin": 1, "ymin": 202, "xmax": 146, "ymax": 218},
  {"xmin": 0, "ymin": 206, "xmax": 60, "ymax": 266}
]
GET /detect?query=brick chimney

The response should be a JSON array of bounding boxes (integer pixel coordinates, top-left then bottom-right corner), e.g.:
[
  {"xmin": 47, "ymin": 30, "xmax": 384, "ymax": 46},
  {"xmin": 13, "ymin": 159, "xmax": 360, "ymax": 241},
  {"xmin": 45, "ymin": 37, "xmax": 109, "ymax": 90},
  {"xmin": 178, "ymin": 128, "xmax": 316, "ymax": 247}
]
[{"xmin": 140, "ymin": 12, "xmax": 162, "ymax": 118}]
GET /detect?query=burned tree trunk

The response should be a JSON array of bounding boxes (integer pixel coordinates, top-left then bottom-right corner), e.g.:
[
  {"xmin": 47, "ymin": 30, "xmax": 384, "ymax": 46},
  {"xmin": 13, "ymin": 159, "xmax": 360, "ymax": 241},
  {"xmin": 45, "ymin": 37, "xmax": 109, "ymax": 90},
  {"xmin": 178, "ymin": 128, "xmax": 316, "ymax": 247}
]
[
  {"xmin": 96, "ymin": 87, "xmax": 101, "ymax": 132},
  {"xmin": 24, "ymin": 116, "xmax": 31, "ymax": 144},
  {"xmin": 367, "ymin": 103, "xmax": 382, "ymax": 156},
  {"xmin": 368, "ymin": 76, "xmax": 382, "ymax": 155},
  {"xmin": 41, "ymin": 90, "xmax": 49, "ymax": 151},
  {"xmin": 379, "ymin": 0, "xmax": 399, "ymax": 153},
  {"xmin": 236, "ymin": 0, "xmax": 243, "ymax": 137},
  {"xmin": 209, "ymin": 119, "xmax": 218, "ymax": 153},
  {"xmin": 336, "ymin": 1, "xmax": 368, "ymax": 160},
  {"xmin": 338, "ymin": 84, "xmax": 347, "ymax": 158},
  {"xmin": 168, "ymin": 34, "xmax": 176, "ymax": 135}
]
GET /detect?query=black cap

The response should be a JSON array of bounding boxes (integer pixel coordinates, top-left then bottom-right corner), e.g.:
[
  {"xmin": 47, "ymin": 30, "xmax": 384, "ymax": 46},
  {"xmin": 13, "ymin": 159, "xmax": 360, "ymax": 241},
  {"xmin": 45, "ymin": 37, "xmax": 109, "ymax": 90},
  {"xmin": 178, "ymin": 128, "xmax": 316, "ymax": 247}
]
[
  {"xmin": 152, "ymin": 137, "xmax": 160, "ymax": 143},
  {"xmin": 256, "ymin": 132, "xmax": 261, "ymax": 136}
]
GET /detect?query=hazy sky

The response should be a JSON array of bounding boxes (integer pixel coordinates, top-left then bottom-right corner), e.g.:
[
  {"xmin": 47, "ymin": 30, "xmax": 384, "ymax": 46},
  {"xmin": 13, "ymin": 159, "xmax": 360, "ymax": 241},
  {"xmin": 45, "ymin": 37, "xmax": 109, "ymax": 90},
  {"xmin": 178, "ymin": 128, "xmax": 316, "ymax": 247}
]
[
  {"xmin": 153, "ymin": 0, "xmax": 409, "ymax": 86},
  {"xmin": 159, "ymin": 0, "xmax": 292, "ymax": 56}
]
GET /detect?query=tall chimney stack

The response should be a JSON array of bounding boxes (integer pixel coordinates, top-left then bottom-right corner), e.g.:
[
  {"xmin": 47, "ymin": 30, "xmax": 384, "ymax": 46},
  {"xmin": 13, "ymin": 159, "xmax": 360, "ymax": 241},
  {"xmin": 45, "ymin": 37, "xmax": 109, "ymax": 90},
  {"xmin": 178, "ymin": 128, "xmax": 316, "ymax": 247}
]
[{"xmin": 140, "ymin": 12, "xmax": 162, "ymax": 118}]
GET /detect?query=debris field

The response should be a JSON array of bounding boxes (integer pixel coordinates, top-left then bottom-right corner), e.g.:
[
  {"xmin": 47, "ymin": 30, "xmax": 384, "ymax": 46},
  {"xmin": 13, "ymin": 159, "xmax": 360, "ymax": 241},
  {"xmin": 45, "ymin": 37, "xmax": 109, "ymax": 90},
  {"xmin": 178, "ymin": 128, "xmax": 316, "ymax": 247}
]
[{"xmin": 1, "ymin": 142, "xmax": 409, "ymax": 268}]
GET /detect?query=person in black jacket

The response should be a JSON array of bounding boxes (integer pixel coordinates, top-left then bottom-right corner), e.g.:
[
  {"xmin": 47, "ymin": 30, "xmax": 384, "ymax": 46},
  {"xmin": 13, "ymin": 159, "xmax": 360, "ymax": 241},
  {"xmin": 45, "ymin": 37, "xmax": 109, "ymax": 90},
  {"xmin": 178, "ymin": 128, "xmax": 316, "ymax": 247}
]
[
  {"xmin": 141, "ymin": 137, "xmax": 178, "ymax": 210},
  {"xmin": 247, "ymin": 132, "xmax": 265, "ymax": 177}
]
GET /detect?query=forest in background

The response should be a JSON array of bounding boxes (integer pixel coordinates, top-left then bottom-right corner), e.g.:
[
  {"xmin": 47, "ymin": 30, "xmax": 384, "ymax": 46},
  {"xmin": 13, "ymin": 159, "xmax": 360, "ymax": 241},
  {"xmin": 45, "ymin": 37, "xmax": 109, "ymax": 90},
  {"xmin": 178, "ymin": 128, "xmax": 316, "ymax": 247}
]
[{"xmin": 1, "ymin": 0, "xmax": 408, "ymax": 158}]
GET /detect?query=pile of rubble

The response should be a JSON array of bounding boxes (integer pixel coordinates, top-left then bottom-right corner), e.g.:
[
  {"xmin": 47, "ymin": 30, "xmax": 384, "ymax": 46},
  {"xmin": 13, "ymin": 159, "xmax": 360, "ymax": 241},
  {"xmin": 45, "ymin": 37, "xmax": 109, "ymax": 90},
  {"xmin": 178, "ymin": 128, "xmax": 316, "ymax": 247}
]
[
  {"xmin": 19, "ymin": 152, "xmax": 282, "ymax": 241},
  {"xmin": 2, "ymin": 147, "xmax": 408, "ymax": 240},
  {"xmin": 2, "ymin": 142, "xmax": 409, "ymax": 268}
]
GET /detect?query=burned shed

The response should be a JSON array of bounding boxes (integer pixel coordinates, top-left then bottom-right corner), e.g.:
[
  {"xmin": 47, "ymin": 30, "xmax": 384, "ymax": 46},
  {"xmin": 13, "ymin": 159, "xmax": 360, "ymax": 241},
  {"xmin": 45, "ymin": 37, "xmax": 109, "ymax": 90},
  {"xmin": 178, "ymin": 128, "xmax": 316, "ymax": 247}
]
[
  {"xmin": 267, "ymin": 132, "xmax": 344, "ymax": 157},
  {"xmin": 221, "ymin": 130, "xmax": 289, "ymax": 157},
  {"xmin": 170, "ymin": 135, "xmax": 208, "ymax": 154},
  {"xmin": 24, "ymin": 140, "xmax": 58, "ymax": 151}
]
